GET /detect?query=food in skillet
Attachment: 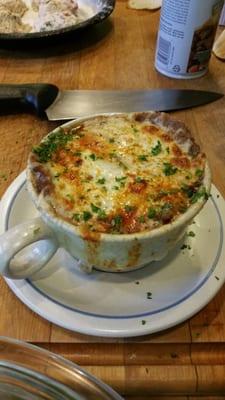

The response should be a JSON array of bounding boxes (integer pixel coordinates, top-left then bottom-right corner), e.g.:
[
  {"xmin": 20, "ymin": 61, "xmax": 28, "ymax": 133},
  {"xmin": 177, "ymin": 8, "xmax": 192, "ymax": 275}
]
[{"xmin": 0, "ymin": 0, "xmax": 92, "ymax": 33}]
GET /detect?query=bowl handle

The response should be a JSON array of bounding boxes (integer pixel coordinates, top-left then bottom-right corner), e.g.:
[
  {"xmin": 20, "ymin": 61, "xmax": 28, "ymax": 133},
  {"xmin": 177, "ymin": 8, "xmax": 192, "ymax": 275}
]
[{"xmin": 0, "ymin": 217, "xmax": 58, "ymax": 279}]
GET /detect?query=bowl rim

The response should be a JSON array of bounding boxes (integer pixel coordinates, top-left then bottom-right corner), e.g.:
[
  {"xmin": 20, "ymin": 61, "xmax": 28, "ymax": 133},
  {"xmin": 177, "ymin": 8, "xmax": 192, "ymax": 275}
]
[{"xmin": 27, "ymin": 113, "xmax": 212, "ymax": 243}]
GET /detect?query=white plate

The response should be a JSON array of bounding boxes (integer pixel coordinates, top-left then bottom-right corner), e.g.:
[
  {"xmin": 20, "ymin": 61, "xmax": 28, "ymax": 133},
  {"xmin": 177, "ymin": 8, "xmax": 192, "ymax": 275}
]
[{"xmin": 0, "ymin": 171, "xmax": 225, "ymax": 338}]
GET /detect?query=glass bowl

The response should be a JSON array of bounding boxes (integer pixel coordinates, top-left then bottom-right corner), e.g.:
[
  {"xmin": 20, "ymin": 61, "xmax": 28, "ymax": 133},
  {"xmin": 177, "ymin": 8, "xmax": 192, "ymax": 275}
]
[{"xmin": 0, "ymin": 336, "xmax": 123, "ymax": 399}]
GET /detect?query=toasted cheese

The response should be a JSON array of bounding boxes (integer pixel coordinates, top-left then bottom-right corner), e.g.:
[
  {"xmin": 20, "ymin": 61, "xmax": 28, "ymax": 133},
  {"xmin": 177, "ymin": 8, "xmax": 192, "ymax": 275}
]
[{"xmin": 31, "ymin": 113, "xmax": 208, "ymax": 234}]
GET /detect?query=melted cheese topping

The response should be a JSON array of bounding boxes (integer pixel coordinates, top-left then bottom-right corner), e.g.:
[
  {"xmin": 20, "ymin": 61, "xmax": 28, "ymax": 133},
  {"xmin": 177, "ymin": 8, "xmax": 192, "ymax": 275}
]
[{"xmin": 31, "ymin": 114, "xmax": 207, "ymax": 234}]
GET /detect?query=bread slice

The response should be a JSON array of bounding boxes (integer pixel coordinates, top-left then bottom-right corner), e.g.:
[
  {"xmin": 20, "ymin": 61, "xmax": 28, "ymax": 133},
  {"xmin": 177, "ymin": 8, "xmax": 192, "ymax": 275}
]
[
  {"xmin": 128, "ymin": 0, "xmax": 162, "ymax": 10},
  {"xmin": 213, "ymin": 29, "xmax": 225, "ymax": 60}
]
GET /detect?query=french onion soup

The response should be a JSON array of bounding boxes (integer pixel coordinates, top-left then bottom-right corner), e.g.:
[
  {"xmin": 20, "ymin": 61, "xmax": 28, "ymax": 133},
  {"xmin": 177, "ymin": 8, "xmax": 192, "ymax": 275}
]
[{"xmin": 29, "ymin": 112, "xmax": 210, "ymax": 237}]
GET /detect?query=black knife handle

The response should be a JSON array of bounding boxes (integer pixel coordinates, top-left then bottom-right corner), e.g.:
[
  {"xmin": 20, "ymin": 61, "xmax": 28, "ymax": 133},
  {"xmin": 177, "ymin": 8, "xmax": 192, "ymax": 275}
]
[{"xmin": 0, "ymin": 83, "xmax": 59, "ymax": 118}]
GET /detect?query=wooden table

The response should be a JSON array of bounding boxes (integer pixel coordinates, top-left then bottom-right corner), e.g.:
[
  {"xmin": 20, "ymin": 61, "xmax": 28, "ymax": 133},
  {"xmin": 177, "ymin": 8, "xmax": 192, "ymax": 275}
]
[{"xmin": 0, "ymin": 1, "xmax": 225, "ymax": 398}]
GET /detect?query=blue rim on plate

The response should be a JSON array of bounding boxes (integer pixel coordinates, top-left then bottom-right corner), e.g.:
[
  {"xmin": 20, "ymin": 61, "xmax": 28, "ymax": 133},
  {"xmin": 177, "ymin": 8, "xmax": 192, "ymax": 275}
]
[
  {"xmin": 0, "ymin": 0, "xmax": 115, "ymax": 40},
  {"xmin": 13, "ymin": 183, "xmax": 223, "ymax": 319}
]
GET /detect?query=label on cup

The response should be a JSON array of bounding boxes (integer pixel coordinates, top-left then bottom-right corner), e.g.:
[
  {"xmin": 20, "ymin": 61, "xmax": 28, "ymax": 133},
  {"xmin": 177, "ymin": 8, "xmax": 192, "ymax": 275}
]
[{"xmin": 155, "ymin": 0, "xmax": 224, "ymax": 79}]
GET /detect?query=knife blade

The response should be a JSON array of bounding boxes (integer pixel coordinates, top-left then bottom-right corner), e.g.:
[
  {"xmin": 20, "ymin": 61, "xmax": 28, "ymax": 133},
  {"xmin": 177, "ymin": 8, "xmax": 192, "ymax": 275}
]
[{"xmin": 0, "ymin": 83, "xmax": 223, "ymax": 120}]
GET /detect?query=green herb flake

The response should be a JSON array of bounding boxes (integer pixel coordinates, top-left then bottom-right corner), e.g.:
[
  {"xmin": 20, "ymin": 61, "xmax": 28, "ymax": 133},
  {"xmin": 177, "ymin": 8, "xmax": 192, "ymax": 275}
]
[
  {"xmin": 97, "ymin": 209, "xmax": 107, "ymax": 220},
  {"xmin": 83, "ymin": 211, "xmax": 92, "ymax": 221},
  {"xmin": 181, "ymin": 184, "xmax": 194, "ymax": 198},
  {"xmin": 135, "ymin": 176, "xmax": 144, "ymax": 183},
  {"xmin": 151, "ymin": 140, "xmax": 162, "ymax": 156},
  {"xmin": 141, "ymin": 320, "xmax": 146, "ymax": 325},
  {"xmin": 138, "ymin": 154, "xmax": 148, "ymax": 161},
  {"xmin": 73, "ymin": 151, "xmax": 82, "ymax": 156},
  {"xmin": 54, "ymin": 172, "xmax": 61, "ymax": 178},
  {"xmin": 166, "ymin": 147, "xmax": 170, "ymax": 154},
  {"xmin": 190, "ymin": 187, "xmax": 209, "ymax": 204},
  {"xmin": 148, "ymin": 207, "xmax": 156, "ymax": 219},
  {"xmin": 187, "ymin": 231, "xmax": 195, "ymax": 237},
  {"xmin": 180, "ymin": 244, "xmax": 188, "ymax": 250},
  {"xmin": 147, "ymin": 292, "xmax": 152, "ymax": 299},
  {"xmin": 111, "ymin": 215, "xmax": 122, "ymax": 229},
  {"xmin": 91, "ymin": 203, "xmax": 100, "ymax": 213},
  {"xmin": 113, "ymin": 186, "xmax": 119, "ymax": 190},
  {"xmin": 89, "ymin": 153, "xmax": 97, "ymax": 161},
  {"xmin": 124, "ymin": 205, "xmax": 135, "ymax": 212},
  {"xmin": 32, "ymin": 128, "xmax": 74, "ymax": 163},
  {"xmin": 138, "ymin": 215, "xmax": 145, "ymax": 223},
  {"xmin": 195, "ymin": 169, "xmax": 204, "ymax": 177},
  {"xmin": 73, "ymin": 213, "xmax": 80, "ymax": 222},
  {"xmin": 215, "ymin": 276, "xmax": 220, "ymax": 280},
  {"xmin": 66, "ymin": 194, "xmax": 74, "ymax": 202},
  {"xmin": 163, "ymin": 162, "xmax": 178, "ymax": 176},
  {"xmin": 115, "ymin": 176, "xmax": 127, "ymax": 183},
  {"xmin": 97, "ymin": 178, "xmax": 106, "ymax": 184},
  {"xmin": 109, "ymin": 138, "xmax": 115, "ymax": 143}
]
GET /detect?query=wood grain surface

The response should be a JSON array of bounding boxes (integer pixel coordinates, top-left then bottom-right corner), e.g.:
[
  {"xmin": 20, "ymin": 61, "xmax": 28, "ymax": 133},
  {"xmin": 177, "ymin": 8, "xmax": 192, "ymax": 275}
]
[{"xmin": 0, "ymin": 1, "xmax": 225, "ymax": 397}]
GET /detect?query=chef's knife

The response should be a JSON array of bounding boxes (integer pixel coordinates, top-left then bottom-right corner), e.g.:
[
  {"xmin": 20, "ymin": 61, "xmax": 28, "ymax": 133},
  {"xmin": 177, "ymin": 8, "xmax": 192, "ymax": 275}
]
[{"xmin": 0, "ymin": 83, "xmax": 223, "ymax": 120}]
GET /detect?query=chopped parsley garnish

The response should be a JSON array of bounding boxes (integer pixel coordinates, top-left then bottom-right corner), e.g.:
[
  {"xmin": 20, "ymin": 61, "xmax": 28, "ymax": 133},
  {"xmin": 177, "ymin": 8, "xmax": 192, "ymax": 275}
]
[
  {"xmin": 161, "ymin": 202, "xmax": 172, "ymax": 211},
  {"xmin": 113, "ymin": 186, "xmax": 119, "ymax": 190},
  {"xmin": 135, "ymin": 176, "xmax": 144, "ymax": 183},
  {"xmin": 97, "ymin": 209, "xmax": 107, "ymax": 220},
  {"xmin": 32, "ymin": 128, "xmax": 74, "ymax": 163},
  {"xmin": 111, "ymin": 215, "xmax": 122, "ymax": 229},
  {"xmin": 73, "ymin": 151, "xmax": 82, "ymax": 156},
  {"xmin": 187, "ymin": 231, "xmax": 195, "ymax": 237},
  {"xmin": 91, "ymin": 203, "xmax": 100, "ymax": 213},
  {"xmin": 138, "ymin": 155, "xmax": 148, "ymax": 161},
  {"xmin": 89, "ymin": 153, "xmax": 97, "ymax": 161},
  {"xmin": 124, "ymin": 205, "xmax": 135, "ymax": 212},
  {"xmin": 181, "ymin": 244, "xmax": 191, "ymax": 250},
  {"xmin": 181, "ymin": 184, "xmax": 194, "ymax": 198},
  {"xmin": 66, "ymin": 194, "xmax": 74, "ymax": 202},
  {"xmin": 138, "ymin": 215, "xmax": 145, "ymax": 223},
  {"xmin": 54, "ymin": 172, "xmax": 61, "ymax": 178},
  {"xmin": 190, "ymin": 187, "xmax": 209, "ymax": 204},
  {"xmin": 151, "ymin": 140, "xmax": 162, "ymax": 156},
  {"xmin": 115, "ymin": 176, "xmax": 127, "ymax": 183},
  {"xmin": 97, "ymin": 178, "xmax": 106, "ymax": 184},
  {"xmin": 109, "ymin": 138, "xmax": 115, "ymax": 143},
  {"xmin": 83, "ymin": 211, "xmax": 92, "ymax": 221},
  {"xmin": 73, "ymin": 213, "xmax": 80, "ymax": 222},
  {"xmin": 166, "ymin": 147, "xmax": 170, "ymax": 154},
  {"xmin": 163, "ymin": 162, "xmax": 178, "ymax": 176},
  {"xmin": 147, "ymin": 292, "xmax": 152, "ymax": 299},
  {"xmin": 91, "ymin": 204, "xmax": 106, "ymax": 219},
  {"xmin": 141, "ymin": 320, "xmax": 146, "ymax": 325},
  {"xmin": 195, "ymin": 169, "xmax": 203, "ymax": 177},
  {"xmin": 148, "ymin": 207, "xmax": 156, "ymax": 219}
]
